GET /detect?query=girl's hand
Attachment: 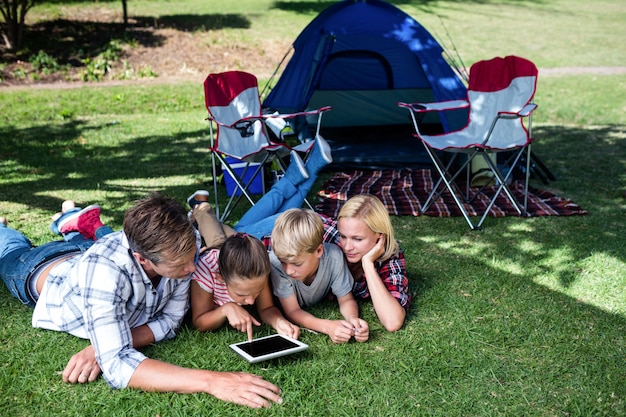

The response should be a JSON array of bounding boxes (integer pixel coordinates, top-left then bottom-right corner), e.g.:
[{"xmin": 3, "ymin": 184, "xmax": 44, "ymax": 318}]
[
  {"xmin": 362, "ymin": 235, "xmax": 385, "ymax": 265},
  {"xmin": 274, "ymin": 318, "xmax": 301, "ymax": 340},
  {"xmin": 224, "ymin": 303, "xmax": 261, "ymax": 341}
]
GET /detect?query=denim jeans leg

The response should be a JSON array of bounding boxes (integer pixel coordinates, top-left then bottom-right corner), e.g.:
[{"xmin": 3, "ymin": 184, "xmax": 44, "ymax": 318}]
[
  {"xmin": 236, "ymin": 174, "xmax": 298, "ymax": 230},
  {"xmin": 0, "ymin": 224, "xmax": 94, "ymax": 307}
]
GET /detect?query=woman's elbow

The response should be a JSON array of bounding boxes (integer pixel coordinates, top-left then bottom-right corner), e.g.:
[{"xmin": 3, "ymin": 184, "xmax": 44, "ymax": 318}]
[{"xmin": 380, "ymin": 312, "xmax": 405, "ymax": 332}]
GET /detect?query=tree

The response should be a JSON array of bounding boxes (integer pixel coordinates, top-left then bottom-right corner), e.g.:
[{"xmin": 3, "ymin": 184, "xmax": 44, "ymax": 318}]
[
  {"xmin": 0, "ymin": 0, "xmax": 36, "ymax": 50},
  {"xmin": 122, "ymin": 0, "xmax": 128, "ymax": 28}
]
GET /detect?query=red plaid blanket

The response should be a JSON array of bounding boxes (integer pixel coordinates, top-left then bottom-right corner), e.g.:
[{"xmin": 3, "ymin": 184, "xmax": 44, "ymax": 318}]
[{"xmin": 315, "ymin": 169, "xmax": 588, "ymax": 218}]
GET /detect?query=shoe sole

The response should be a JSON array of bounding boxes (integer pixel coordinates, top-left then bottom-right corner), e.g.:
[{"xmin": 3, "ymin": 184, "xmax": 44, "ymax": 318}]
[{"xmin": 58, "ymin": 205, "xmax": 101, "ymax": 232}]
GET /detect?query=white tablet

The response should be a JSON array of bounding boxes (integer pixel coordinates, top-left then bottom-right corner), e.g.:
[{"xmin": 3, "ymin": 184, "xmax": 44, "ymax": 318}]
[{"xmin": 229, "ymin": 334, "xmax": 309, "ymax": 363}]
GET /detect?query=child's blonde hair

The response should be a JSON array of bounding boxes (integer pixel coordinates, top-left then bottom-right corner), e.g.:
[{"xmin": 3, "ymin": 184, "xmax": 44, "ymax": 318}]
[
  {"xmin": 337, "ymin": 194, "xmax": 399, "ymax": 262},
  {"xmin": 271, "ymin": 208, "xmax": 324, "ymax": 262},
  {"xmin": 218, "ymin": 234, "xmax": 270, "ymax": 284}
]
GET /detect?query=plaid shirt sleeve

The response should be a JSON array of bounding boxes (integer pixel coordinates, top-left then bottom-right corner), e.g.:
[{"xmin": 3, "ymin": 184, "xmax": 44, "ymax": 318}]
[
  {"xmin": 352, "ymin": 251, "xmax": 411, "ymax": 311},
  {"xmin": 50, "ymin": 233, "xmax": 190, "ymax": 389},
  {"xmin": 320, "ymin": 214, "xmax": 340, "ymax": 245}
]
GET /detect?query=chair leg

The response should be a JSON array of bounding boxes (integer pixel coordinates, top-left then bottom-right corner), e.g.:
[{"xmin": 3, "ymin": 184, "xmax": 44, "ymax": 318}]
[
  {"xmin": 218, "ymin": 155, "xmax": 270, "ymax": 222},
  {"xmin": 474, "ymin": 148, "xmax": 529, "ymax": 229},
  {"xmin": 422, "ymin": 146, "xmax": 479, "ymax": 230}
]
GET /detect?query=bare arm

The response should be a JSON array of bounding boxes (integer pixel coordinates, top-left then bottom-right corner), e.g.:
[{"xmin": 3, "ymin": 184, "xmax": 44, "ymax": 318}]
[
  {"xmin": 279, "ymin": 294, "xmax": 354, "ymax": 343},
  {"xmin": 190, "ymin": 280, "xmax": 228, "ymax": 331},
  {"xmin": 128, "ymin": 359, "xmax": 282, "ymax": 408},
  {"xmin": 361, "ymin": 238, "xmax": 406, "ymax": 332},
  {"xmin": 255, "ymin": 281, "xmax": 300, "ymax": 340},
  {"xmin": 190, "ymin": 280, "xmax": 261, "ymax": 339}
]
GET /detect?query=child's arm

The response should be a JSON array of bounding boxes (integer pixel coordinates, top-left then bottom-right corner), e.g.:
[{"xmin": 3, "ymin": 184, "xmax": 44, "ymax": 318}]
[
  {"xmin": 279, "ymin": 294, "xmax": 355, "ymax": 344},
  {"xmin": 190, "ymin": 281, "xmax": 261, "ymax": 337},
  {"xmin": 255, "ymin": 281, "xmax": 300, "ymax": 340},
  {"xmin": 337, "ymin": 293, "xmax": 369, "ymax": 343}
]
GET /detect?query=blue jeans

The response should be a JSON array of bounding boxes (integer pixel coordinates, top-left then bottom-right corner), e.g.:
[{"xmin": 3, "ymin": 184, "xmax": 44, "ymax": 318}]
[
  {"xmin": 0, "ymin": 223, "xmax": 94, "ymax": 307},
  {"xmin": 234, "ymin": 158, "xmax": 321, "ymax": 239}
]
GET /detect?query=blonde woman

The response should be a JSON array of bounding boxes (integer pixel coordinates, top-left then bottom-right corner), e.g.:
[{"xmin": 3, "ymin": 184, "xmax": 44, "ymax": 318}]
[{"xmin": 321, "ymin": 195, "xmax": 410, "ymax": 332}]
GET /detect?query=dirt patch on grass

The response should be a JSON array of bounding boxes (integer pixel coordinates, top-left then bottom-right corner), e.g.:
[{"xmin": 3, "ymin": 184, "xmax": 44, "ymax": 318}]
[{"xmin": 0, "ymin": 13, "xmax": 289, "ymax": 89}]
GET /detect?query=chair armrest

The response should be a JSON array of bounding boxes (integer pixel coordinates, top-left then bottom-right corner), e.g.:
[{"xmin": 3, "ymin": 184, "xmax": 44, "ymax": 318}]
[
  {"xmin": 262, "ymin": 106, "xmax": 333, "ymax": 121},
  {"xmin": 397, "ymin": 100, "xmax": 469, "ymax": 113},
  {"xmin": 497, "ymin": 103, "xmax": 538, "ymax": 120},
  {"xmin": 517, "ymin": 103, "xmax": 537, "ymax": 117}
]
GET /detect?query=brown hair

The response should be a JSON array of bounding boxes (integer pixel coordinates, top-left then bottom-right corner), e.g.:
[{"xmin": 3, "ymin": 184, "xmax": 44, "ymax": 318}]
[
  {"xmin": 218, "ymin": 234, "xmax": 270, "ymax": 284},
  {"xmin": 124, "ymin": 193, "xmax": 197, "ymax": 265}
]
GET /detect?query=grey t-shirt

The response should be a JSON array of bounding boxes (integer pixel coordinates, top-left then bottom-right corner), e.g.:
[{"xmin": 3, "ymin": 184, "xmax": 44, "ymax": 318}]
[{"xmin": 270, "ymin": 242, "xmax": 353, "ymax": 308}]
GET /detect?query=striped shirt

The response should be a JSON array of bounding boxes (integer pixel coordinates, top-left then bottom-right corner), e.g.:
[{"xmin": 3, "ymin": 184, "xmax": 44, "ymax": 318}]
[{"xmin": 192, "ymin": 249, "xmax": 233, "ymax": 306}]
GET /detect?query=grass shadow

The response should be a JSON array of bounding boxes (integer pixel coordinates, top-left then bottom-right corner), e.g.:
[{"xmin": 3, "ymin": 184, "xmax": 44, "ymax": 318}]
[{"xmin": 0, "ymin": 120, "xmax": 209, "ymax": 220}]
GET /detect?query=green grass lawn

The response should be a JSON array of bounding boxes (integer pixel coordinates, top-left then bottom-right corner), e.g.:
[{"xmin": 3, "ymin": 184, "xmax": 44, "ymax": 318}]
[{"xmin": 1, "ymin": 1, "xmax": 625, "ymax": 416}]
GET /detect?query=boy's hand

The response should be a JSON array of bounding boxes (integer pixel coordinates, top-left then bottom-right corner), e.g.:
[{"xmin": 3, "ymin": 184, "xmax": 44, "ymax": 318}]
[
  {"xmin": 327, "ymin": 320, "xmax": 357, "ymax": 343},
  {"xmin": 224, "ymin": 303, "xmax": 261, "ymax": 341},
  {"xmin": 350, "ymin": 317, "xmax": 370, "ymax": 343}
]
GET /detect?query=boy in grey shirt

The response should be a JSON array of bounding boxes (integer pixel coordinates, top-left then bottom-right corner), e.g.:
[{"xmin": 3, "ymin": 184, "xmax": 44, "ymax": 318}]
[{"xmin": 270, "ymin": 208, "xmax": 369, "ymax": 343}]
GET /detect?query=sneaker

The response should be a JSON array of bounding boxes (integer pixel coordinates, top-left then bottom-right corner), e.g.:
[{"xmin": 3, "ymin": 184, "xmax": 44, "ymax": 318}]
[
  {"xmin": 58, "ymin": 204, "xmax": 103, "ymax": 240},
  {"xmin": 187, "ymin": 190, "xmax": 210, "ymax": 210},
  {"xmin": 315, "ymin": 134, "xmax": 333, "ymax": 164},
  {"xmin": 50, "ymin": 204, "xmax": 81, "ymax": 236},
  {"xmin": 290, "ymin": 150, "xmax": 309, "ymax": 180}
]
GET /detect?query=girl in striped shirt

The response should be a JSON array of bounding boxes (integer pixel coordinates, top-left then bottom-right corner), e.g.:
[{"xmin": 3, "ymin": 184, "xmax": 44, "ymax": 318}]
[{"xmin": 190, "ymin": 234, "xmax": 300, "ymax": 341}]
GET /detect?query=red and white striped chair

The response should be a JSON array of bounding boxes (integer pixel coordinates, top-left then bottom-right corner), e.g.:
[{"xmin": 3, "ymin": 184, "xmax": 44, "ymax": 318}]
[
  {"xmin": 204, "ymin": 71, "xmax": 331, "ymax": 221},
  {"xmin": 398, "ymin": 55, "xmax": 538, "ymax": 229}
]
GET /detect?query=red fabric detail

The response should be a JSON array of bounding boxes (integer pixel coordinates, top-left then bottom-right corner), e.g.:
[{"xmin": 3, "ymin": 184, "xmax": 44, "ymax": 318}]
[
  {"xmin": 204, "ymin": 71, "xmax": 259, "ymax": 108},
  {"xmin": 468, "ymin": 56, "xmax": 538, "ymax": 92}
]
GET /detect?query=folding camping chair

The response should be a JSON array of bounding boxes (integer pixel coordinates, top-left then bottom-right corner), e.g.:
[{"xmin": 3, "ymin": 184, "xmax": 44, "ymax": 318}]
[
  {"xmin": 398, "ymin": 55, "xmax": 538, "ymax": 230},
  {"xmin": 204, "ymin": 70, "xmax": 331, "ymax": 222}
]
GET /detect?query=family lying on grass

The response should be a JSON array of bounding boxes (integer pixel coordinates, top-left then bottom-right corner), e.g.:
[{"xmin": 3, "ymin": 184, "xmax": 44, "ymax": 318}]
[{"xmin": 0, "ymin": 137, "xmax": 410, "ymax": 408}]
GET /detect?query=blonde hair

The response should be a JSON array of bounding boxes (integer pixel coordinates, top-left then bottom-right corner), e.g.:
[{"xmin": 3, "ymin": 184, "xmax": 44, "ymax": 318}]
[
  {"xmin": 218, "ymin": 234, "xmax": 270, "ymax": 284},
  {"xmin": 337, "ymin": 194, "xmax": 399, "ymax": 262},
  {"xmin": 271, "ymin": 208, "xmax": 324, "ymax": 262}
]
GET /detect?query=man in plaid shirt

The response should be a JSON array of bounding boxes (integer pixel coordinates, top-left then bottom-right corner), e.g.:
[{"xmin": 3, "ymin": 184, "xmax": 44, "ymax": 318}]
[{"xmin": 1, "ymin": 194, "xmax": 283, "ymax": 409}]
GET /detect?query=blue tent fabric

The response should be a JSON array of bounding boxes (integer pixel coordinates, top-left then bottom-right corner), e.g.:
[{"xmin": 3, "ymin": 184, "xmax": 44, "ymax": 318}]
[{"xmin": 263, "ymin": 0, "xmax": 468, "ymax": 170}]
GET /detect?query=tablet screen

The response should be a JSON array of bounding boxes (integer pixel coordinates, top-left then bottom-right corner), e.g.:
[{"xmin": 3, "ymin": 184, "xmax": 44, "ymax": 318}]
[{"xmin": 230, "ymin": 334, "xmax": 308, "ymax": 363}]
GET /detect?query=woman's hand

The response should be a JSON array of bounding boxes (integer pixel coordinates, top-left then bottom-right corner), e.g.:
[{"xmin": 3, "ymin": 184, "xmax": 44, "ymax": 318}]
[{"xmin": 362, "ymin": 235, "xmax": 385, "ymax": 265}]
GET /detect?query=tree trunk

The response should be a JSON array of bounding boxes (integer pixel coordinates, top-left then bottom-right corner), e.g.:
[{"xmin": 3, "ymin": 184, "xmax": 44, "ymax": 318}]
[
  {"xmin": 122, "ymin": 0, "xmax": 128, "ymax": 29},
  {"xmin": 0, "ymin": 0, "xmax": 35, "ymax": 50}
]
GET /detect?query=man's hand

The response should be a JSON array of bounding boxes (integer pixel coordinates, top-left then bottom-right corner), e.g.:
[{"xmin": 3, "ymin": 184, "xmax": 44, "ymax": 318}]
[
  {"xmin": 206, "ymin": 371, "xmax": 283, "ymax": 408},
  {"xmin": 62, "ymin": 345, "xmax": 101, "ymax": 384}
]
